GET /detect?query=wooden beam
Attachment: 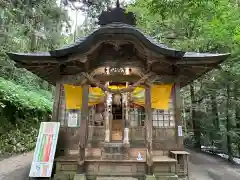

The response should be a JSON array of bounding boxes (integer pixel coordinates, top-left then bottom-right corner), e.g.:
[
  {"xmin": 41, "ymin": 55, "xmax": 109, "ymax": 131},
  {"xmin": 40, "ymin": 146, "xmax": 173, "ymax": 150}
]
[
  {"xmin": 51, "ymin": 81, "xmax": 61, "ymax": 122},
  {"xmin": 67, "ymin": 54, "xmax": 88, "ymax": 63},
  {"xmin": 78, "ymin": 84, "xmax": 89, "ymax": 173},
  {"xmin": 145, "ymin": 85, "xmax": 153, "ymax": 174},
  {"xmin": 60, "ymin": 73, "xmax": 85, "ymax": 84},
  {"xmin": 173, "ymin": 79, "xmax": 184, "ymax": 150},
  {"xmin": 94, "ymin": 74, "xmax": 141, "ymax": 82},
  {"xmin": 80, "ymin": 84, "xmax": 89, "ymax": 148}
]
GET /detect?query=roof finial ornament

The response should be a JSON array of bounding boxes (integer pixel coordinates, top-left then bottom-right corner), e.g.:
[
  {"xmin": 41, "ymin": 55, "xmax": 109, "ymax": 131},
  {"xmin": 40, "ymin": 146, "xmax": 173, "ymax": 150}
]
[
  {"xmin": 98, "ymin": 0, "xmax": 136, "ymax": 26},
  {"xmin": 116, "ymin": 0, "xmax": 120, "ymax": 8}
]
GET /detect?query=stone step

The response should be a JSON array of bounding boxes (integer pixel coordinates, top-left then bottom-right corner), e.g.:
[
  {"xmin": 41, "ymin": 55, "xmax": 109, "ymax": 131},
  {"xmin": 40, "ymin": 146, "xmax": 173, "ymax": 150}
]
[
  {"xmin": 101, "ymin": 152, "xmax": 129, "ymax": 160},
  {"xmin": 145, "ymin": 175, "xmax": 178, "ymax": 180},
  {"xmin": 74, "ymin": 174, "xmax": 86, "ymax": 180},
  {"xmin": 102, "ymin": 142, "xmax": 129, "ymax": 154},
  {"xmin": 96, "ymin": 177, "xmax": 138, "ymax": 180}
]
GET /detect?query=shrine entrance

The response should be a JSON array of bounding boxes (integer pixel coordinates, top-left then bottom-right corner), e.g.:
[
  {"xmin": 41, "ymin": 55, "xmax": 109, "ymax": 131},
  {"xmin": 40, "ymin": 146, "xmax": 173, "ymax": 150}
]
[
  {"xmin": 111, "ymin": 104, "xmax": 123, "ymax": 141},
  {"xmin": 109, "ymin": 82, "xmax": 124, "ymax": 141}
]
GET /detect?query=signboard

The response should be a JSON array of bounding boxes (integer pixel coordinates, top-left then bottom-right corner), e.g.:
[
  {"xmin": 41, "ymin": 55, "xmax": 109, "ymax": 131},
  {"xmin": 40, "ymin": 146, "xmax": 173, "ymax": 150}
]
[
  {"xmin": 178, "ymin": 125, "xmax": 183, "ymax": 137},
  {"xmin": 68, "ymin": 112, "xmax": 79, "ymax": 127},
  {"xmin": 29, "ymin": 122, "xmax": 60, "ymax": 177}
]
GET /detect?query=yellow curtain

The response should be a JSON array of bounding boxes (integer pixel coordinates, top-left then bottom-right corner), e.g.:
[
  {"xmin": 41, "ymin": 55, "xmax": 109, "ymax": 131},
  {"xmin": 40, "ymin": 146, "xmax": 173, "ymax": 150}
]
[
  {"xmin": 63, "ymin": 84, "xmax": 83, "ymax": 110},
  {"xmin": 63, "ymin": 85, "xmax": 126, "ymax": 109},
  {"xmin": 88, "ymin": 85, "xmax": 126, "ymax": 106},
  {"xmin": 131, "ymin": 84, "xmax": 173, "ymax": 110},
  {"xmin": 151, "ymin": 84, "xmax": 173, "ymax": 110},
  {"xmin": 63, "ymin": 84, "xmax": 173, "ymax": 110}
]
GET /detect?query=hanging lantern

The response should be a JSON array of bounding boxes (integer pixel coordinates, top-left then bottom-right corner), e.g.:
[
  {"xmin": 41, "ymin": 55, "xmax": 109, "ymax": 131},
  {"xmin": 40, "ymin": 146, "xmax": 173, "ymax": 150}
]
[{"xmin": 112, "ymin": 93, "xmax": 122, "ymax": 105}]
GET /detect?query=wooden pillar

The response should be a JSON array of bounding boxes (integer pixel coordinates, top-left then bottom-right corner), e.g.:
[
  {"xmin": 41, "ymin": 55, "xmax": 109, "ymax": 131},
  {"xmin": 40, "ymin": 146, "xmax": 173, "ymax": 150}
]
[
  {"xmin": 123, "ymin": 82, "xmax": 130, "ymax": 144},
  {"xmin": 51, "ymin": 82, "xmax": 61, "ymax": 122},
  {"xmin": 104, "ymin": 82, "xmax": 111, "ymax": 142},
  {"xmin": 78, "ymin": 84, "xmax": 89, "ymax": 173},
  {"xmin": 145, "ymin": 86, "xmax": 153, "ymax": 174},
  {"xmin": 173, "ymin": 80, "xmax": 184, "ymax": 150}
]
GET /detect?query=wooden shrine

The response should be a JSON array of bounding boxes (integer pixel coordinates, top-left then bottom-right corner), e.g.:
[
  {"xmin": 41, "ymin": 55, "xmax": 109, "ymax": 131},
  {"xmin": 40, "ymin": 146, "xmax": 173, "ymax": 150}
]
[{"xmin": 7, "ymin": 2, "xmax": 230, "ymax": 180}]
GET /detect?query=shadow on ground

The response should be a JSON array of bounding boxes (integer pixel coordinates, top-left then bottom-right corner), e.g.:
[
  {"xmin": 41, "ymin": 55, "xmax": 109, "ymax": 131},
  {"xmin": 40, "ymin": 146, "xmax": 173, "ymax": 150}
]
[{"xmin": 2, "ymin": 164, "xmax": 31, "ymax": 180}]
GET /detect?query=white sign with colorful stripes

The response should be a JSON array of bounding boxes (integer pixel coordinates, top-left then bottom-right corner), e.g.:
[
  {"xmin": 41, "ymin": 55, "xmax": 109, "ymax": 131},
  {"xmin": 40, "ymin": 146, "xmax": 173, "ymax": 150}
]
[{"xmin": 29, "ymin": 122, "xmax": 60, "ymax": 177}]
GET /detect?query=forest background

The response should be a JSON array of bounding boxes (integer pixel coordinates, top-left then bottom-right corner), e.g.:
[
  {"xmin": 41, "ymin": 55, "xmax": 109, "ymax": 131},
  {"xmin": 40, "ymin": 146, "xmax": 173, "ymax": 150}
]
[{"xmin": 1, "ymin": 0, "xmax": 240, "ymax": 162}]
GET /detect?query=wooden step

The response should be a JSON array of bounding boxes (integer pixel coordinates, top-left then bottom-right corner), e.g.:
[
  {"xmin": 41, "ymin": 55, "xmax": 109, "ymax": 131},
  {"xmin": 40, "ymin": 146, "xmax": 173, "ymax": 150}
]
[
  {"xmin": 152, "ymin": 156, "xmax": 177, "ymax": 163},
  {"xmin": 152, "ymin": 156, "xmax": 177, "ymax": 177}
]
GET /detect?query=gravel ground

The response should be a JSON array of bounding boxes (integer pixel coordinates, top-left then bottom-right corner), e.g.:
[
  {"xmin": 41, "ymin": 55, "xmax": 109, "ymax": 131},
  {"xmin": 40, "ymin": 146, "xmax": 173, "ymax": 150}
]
[
  {"xmin": 187, "ymin": 149, "xmax": 240, "ymax": 180},
  {"xmin": 0, "ymin": 152, "xmax": 33, "ymax": 180},
  {"xmin": 0, "ymin": 150, "xmax": 239, "ymax": 180}
]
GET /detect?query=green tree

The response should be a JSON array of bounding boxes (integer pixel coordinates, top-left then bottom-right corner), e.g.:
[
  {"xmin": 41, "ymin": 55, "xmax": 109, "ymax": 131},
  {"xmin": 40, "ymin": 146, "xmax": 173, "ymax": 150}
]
[{"xmin": 129, "ymin": 0, "xmax": 240, "ymax": 160}]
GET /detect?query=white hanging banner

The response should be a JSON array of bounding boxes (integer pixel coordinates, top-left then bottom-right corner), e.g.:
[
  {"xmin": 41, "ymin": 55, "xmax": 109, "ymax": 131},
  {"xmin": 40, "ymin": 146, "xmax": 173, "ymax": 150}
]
[
  {"xmin": 178, "ymin": 125, "xmax": 183, "ymax": 137},
  {"xmin": 68, "ymin": 112, "xmax": 78, "ymax": 127}
]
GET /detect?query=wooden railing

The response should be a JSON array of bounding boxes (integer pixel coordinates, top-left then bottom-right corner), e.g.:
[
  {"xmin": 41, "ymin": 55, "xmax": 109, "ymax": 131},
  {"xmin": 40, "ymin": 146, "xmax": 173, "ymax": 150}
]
[
  {"xmin": 86, "ymin": 126, "xmax": 176, "ymax": 149},
  {"xmin": 88, "ymin": 126, "xmax": 105, "ymax": 141},
  {"xmin": 152, "ymin": 127, "xmax": 176, "ymax": 150},
  {"xmin": 129, "ymin": 126, "xmax": 146, "ymax": 141}
]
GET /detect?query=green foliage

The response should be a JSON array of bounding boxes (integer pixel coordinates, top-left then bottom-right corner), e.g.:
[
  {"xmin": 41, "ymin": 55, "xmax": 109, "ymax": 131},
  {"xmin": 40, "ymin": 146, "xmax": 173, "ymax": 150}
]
[
  {"xmin": 0, "ymin": 77, "xmax": 52, "ymax": 112},
  {"xmin": 0, "ymin": 78, "xmax": 52, "ymax": 155},
  {"xmin": 0, "ymin": 118, "xmax": 40, "ymax": 155},
  {"xmin": 129, "ymin": 0, "xmax": 240, "ymax": 158},
  {"xmin": 1, "ymin": 0, "xmax": 70, "ymax": 156}
]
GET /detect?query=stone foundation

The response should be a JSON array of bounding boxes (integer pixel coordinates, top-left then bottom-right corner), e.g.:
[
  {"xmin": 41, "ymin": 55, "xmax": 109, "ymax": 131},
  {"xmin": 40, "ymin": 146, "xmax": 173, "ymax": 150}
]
[{"xmin": 96, "ymin": 177, "xmax": 138, "ymax": 180}]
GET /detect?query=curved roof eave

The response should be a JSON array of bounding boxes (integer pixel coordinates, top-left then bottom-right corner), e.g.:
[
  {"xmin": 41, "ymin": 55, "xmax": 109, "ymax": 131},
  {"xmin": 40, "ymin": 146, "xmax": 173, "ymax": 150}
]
[
  {"xmin": 50, "ymin": 23, "xmax": 185, "ymax": 58},
  {"xmin": 6, "ymin": 51, "xmax": 55, "ymax": 63},
  {"xmin": 7, "ymin": 23, "xmax": 185, "ymax": 62},
  {"xmin": 183, "ymin": 52, "xmax": 231, "ymax": 62}
]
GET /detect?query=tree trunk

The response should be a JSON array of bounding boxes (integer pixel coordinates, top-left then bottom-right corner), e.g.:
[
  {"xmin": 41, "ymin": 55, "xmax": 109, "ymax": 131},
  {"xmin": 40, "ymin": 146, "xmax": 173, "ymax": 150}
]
[
  {"xmin": 210, "ymin": 93, "xmax": 219, "ymax": 150},
  {"xmin": 211, "ymin": 94, "xmax": 219, "ymax": 130},
  {"xmin": 226, "ymin": 82, "xmax": 233, "ymax": 162},
  {"xmin": 190, "ymin": 84, "xmax": 201, "ymax": 150},
  {"xmin": 234, "ymin": 82, "xmax": 240, "ymax": 156}
]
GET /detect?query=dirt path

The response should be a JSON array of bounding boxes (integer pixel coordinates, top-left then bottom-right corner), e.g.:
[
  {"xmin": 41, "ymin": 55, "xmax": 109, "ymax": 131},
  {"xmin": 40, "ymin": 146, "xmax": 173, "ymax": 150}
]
[
  {"xmin": 188, "ymin": 162, "xmax": 213, "ymax": 180},
  {"xmin": 187, "ymin": 149, "xmax": 240, "ymax": 180},
  {"xmin": 0, "ymin": 152, "xmax": 33, "ymax": 180}
]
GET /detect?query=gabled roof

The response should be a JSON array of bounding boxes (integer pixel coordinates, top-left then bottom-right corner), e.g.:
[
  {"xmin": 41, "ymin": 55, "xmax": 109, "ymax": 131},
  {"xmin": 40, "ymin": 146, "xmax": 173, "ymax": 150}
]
[
  {"xmin": 7, "ymin": 23, "xmax": 230, "ymax": 87},
  {"xmin": 8, "ymin": 23, "xmax": 185, "ymax": 60}
]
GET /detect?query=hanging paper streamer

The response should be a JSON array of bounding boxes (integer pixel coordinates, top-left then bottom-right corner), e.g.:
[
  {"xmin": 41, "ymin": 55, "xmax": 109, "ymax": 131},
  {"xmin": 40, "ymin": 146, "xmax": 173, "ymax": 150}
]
[
  {"xmin": 88, "ymin": 87, "xmax": 104, "ymax": 106},
  {"xmin": 131, "ymin": 87, "xmax": 145, "ymax": 106}
]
